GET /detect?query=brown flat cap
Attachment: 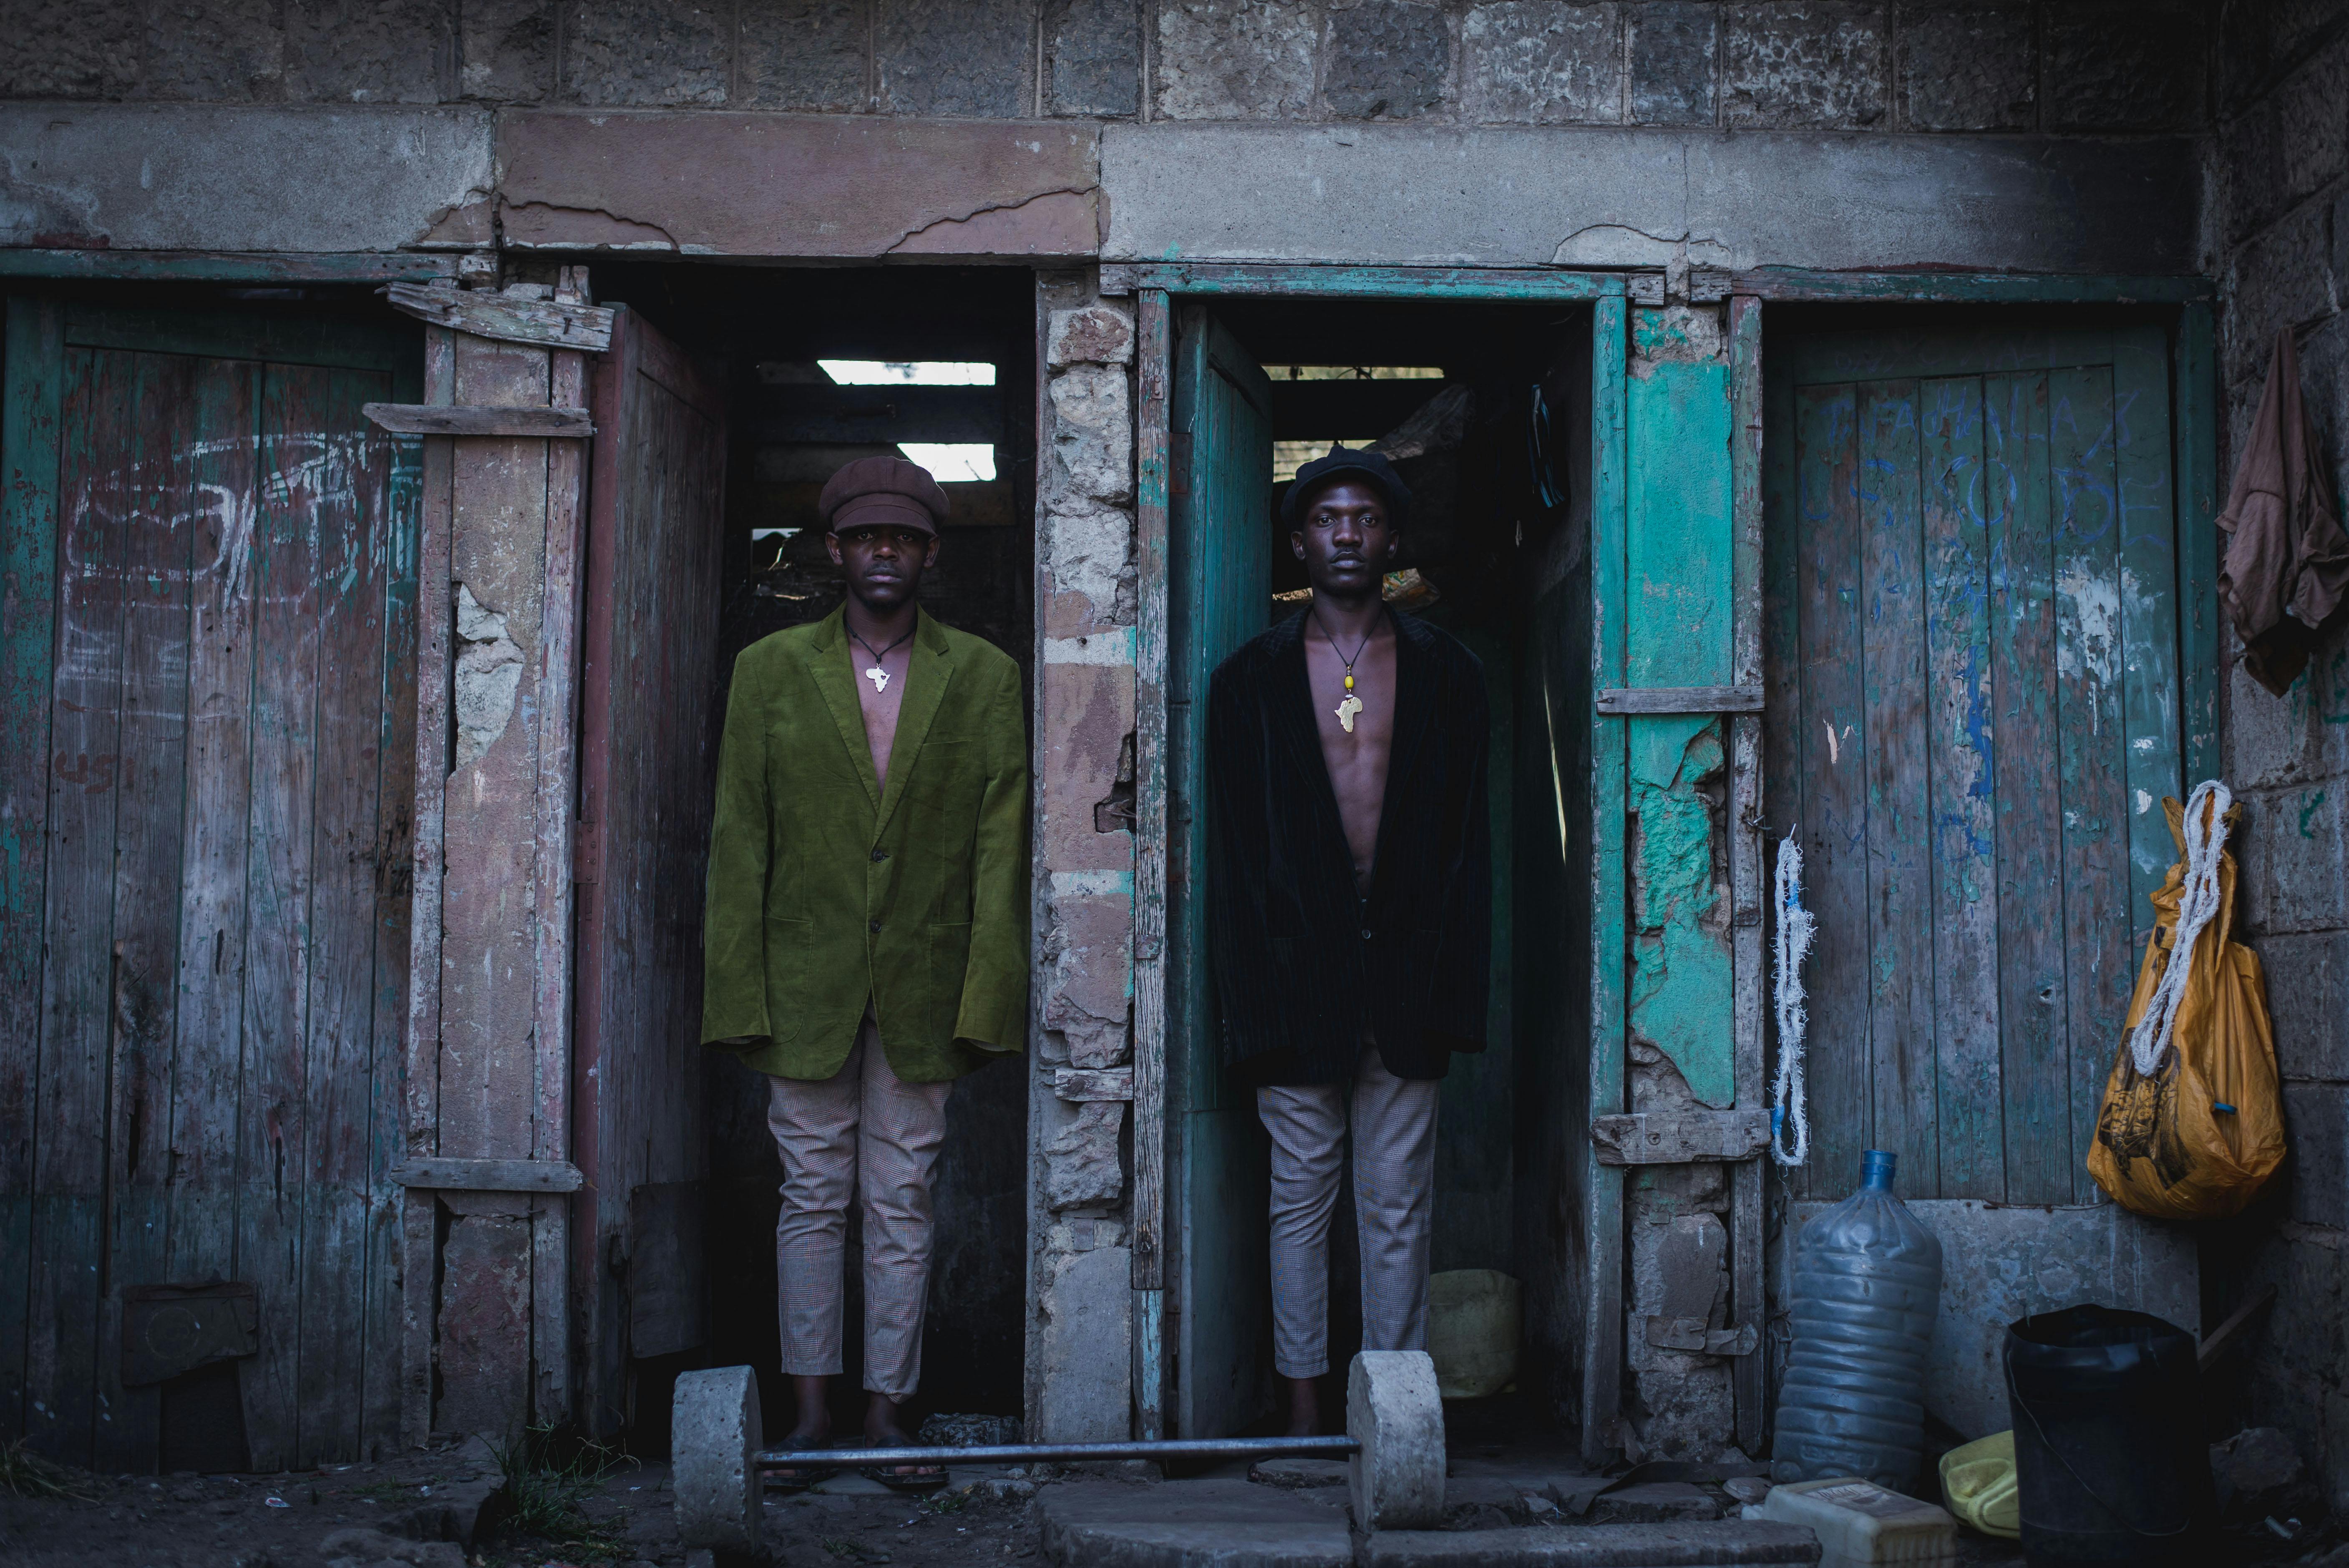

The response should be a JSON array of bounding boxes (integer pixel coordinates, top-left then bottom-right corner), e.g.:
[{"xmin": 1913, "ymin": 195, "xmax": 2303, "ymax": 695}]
[{"xmin": 820, "ymin": 454, "xmax": 950, "ymax": 537}]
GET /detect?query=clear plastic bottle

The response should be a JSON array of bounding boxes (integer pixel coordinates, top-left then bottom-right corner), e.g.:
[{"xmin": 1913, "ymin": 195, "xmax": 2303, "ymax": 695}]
[{"xmin": 1772, "ymin": 1149, "xmax": 1945, "ymax": 1489}]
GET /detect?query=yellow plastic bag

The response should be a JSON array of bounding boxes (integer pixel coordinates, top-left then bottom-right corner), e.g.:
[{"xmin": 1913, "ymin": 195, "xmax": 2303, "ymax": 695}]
[
  {"xmin": 2087, "ymin": 789, "xmax": 2286, "ymax": 1219},
  {"xmin": 1940, "ymin": 1430, "xmax": 2020, "ymax": 1540}
]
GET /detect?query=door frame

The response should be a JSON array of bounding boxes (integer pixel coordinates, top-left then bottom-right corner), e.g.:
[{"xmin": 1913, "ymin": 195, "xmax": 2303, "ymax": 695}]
[{"xmin": 1119, "ymin": 263, "xmax": 2220, "ymax": 1459}]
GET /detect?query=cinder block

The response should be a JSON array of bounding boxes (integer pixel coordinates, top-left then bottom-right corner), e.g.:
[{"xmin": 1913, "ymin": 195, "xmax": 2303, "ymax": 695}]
[
  {"xmin": 740, "ymin": 0, "xmax": 867, "ymax": 111},
  {"xmin": 877, "ymin": 0, "xmax": 1032, "ymax": 116},
  {"xmin": 564, "ymin": 0, "xmax": 730, "ymax": 105},
  {"xmin": 1462, "ymin": 1, "xmax": 1623, "ymax": 125},
  {"xmin": 1042, "ymin": 1098, "xmax": 1126, "ymax": 1209},
  {"xmin": 141, "ymin": 0, "xmax": 286, "ymax": 101},
  {"xmin": 0, "ymin": 0, "xmax": 140, "ymax": 96},
  {"xmin": 286, "ymin": 0, "xmax": 454, "ymax": 104},
  {"xmin": 2225, "ymin": 202, "xmax": 2335, "ymax": 388},
  {"xmin": 1894, "ymin": 2, "xmax": 2032, "ymax": 131},
  {"xmin": 1628, "ymin": 0, "xmax": 1717, "ymax": 124},
  {"xmin": 2043, "ymin": 0, "xmax": 2205, "ymax": 130},
  {"xmin": 1048, "ymin": 0, "xmax": 1141, "ymax": 116},
  {"xmin": 2268, "ymin": 936, "xmax": 2349, "ymax": 1086},
  {"xmin": 1721, "ymin": 1, "xmax": 1887, "ymax": 129},
  {"xmin": 2273, "ymin": 38, "xmax": 2349, "ymax": 218},
  {"xmin": 1048, "ymin": 365, "xmax": 1135, "ymax": 504},
  {"xmin": 1034, "ymin": 1245, "xmax": 1133, "ymax": 1441},
  {"xmin": 2224, "ymin": 647, "xmax": 2322, "ymax": 790},
  {"xmin": 1045, "ymin": 502, "xmax": 1138, "ymax": 635},
  {"xmin": 1155, "ymin": 0, "xmax": 1317, "ymax": 119},
  {"xmin": 2302, "ymin": 310, "xmax": 2349, "ymax": 518},
  {"xmin": 1048, "ymin": 304, "xmax": 1137, "ymax": 367},
  {"xmin": 2284, "ymin": 1081, "xmax": 2349, "ymax": 1230},
  {"xmin": 2218, "ymin": 0, "xmax": 2343, "ymax": 114},
  {"xmin": 2240, "ymin": 783, "xmax": 2349, "ymax": 935},
  {"xmin": 2219, "ymin": 93, "xmax": 2286, "ymax": 246},
  {"xmin": 460, "ymin": 0, "xmax": 555, "ymax": 100},
  {"xmin": 1324, "ymin": 0, "xmax": 1453, "ymax": 121}
]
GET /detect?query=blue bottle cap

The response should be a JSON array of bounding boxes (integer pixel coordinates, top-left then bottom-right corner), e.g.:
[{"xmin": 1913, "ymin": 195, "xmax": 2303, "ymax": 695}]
[{"xmin": 1862, "ymin": 1149, "xmax": 1897, "ymax": 1190}]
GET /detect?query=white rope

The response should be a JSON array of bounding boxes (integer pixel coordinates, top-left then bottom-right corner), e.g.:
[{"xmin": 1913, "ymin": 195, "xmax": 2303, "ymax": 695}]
[
  {"xmin": 1770, "ymin": 831, "xmax": 1816, "ymax": 1167},
  {"xmin": 2125, "ymin": 780, "xmax": 2233, "ymax": 1078}
]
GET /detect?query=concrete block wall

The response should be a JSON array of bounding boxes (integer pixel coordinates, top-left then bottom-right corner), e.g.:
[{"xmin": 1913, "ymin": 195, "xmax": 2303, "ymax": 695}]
[
  {"xmin": 1027, "ymin": 274, "xmax": 1141, "ymax": 1441},
  {"xmin": 1, "ymin": 1, "xmax": 2205, "ymax": 137},
  {"xmin": 2209, "ymin": 0, "xmax": 2349, "ymax": 1515}
]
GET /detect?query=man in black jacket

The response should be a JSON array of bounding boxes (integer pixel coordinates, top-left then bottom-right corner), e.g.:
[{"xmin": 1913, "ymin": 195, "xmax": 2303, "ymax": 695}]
[{"xmin": 1206, "ymin": 446, "xmax": 1491, "ymax": 1435}]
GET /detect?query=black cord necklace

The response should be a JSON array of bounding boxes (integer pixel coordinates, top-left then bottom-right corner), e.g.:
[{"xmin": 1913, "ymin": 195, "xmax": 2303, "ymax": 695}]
[
  {"xmin": 852, "ymin": 627, "xmax": 914, "ymax": 694},
  {"xmin": 1311, "ymin": 609, "xmax": 1377, "ymax": 734}
]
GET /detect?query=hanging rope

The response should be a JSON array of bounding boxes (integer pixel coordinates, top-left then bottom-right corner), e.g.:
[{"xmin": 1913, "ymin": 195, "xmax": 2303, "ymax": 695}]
[
  {"xmin": 2125, "ymin": 780, "xmax": 2234, "ymax": 1078},
  {"xmin": 1770, "ymin": 830, "xmax": 1816, "ymax": 1167}
]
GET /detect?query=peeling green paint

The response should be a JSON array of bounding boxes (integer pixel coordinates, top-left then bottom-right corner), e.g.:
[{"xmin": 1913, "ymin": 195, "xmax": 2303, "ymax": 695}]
[{"xmin": 1629, "ymin": 720, "xmax": 1734, "ymax": 1108}]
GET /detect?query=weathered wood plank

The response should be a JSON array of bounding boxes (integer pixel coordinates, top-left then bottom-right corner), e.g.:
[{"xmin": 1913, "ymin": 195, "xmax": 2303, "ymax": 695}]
[
  {"xmin": 2112, "ymin": 327, "xmax": 2183, "ymax": 944},
  {"xmin": 1984, "ymin": 373, "xmax": 2072, "ymax": 1206},
  {"xmin": 1130, "ymin": 288, "xmax": 1171, "ymax": 1436},
  {"xmin": 93, "ymin": 350, "xmax": 206, "ymax": 1471},
  {"xmin": 399, "ymin": 324, "xmax": 456, "ymax": 1451},
  {"xmin": 28, "ymin": 341, "xmax": 136, "ymax": 1466},
  {"xmin": 1794, "ymin": 383, "xmax": 1869, "ymax": 1203},
  {"xmin": 295, "ymin": 362, "xmax": 397, "ymax": 1466},
  {"xmin": 1919, "ymin": 374, "xmax": 2003, "ymax": 1199},
  {"xmin": 1725, "ymin": 292, "xmax": 1766, "ymax": 1451},
  {"xmin": 1594, "ymin": 684, "xmax": 1763, "ymax": 715},
  {"xmin": 1590, "ymin": 1109, "xmax": 1770, "ymax": 1164},
  {"xmin": 2048, "ymin": 364, "xmax": 2133, "ymax": 1205},
  {"xmin": 0, "ymin": 297, "xmax": 64, "ymax": 1449},
  {"xmin": 362, "ymin": 403, "xmax": 594, "ymax": 438},
  {"xmin": 1759, "ymin": 332, "xmax": 1804, "ymax": 1196},
  {"xmin": 1582, "ymin": 293, "xmax": 1629, "ymax": 1465},
  {"xmin": 2174, "ymin": 305, "xmax": 2223, "ymax": 787},
  {"xmin": 385, "ymin": 282, "xmax": 616, "ymax": 353},
  {"xmin": 390, "ymin": 1158, "xmax": 586, "ymax": 1194},
  {"xmin": 237, "ymin": 361, "xmax": 327, "ymax": 1470},
  {"xmin": 1857, "ymin": 380, "xmax": 1937, "ymax": 1193},
  {"xmin": 1055, "ymin": 1067, "xmax": 1136, "ymax": 1102}
]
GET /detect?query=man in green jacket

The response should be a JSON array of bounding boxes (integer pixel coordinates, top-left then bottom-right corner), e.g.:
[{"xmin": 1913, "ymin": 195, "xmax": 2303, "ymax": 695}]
[{"xmin": 704, "ymin": 456, "xmax": 1027, "ymax": 1483}]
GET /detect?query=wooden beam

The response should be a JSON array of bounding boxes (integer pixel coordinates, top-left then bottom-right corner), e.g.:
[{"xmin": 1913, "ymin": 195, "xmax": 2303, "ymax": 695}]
[
  {"xmin": 1591, "ymin": 1109, "xmax": 1771, "ymax": 1165},
  {"xmin": 1099, "ymin": 262, "xmax": 1637, "ymax": 301},
  {"xmin": 390, "ymin": 1157, "xmax": 586, "ymax": 1193},
  {"xmin": 385, "ymin": 281, "xmax": 616, "ymax": 352},
  {"xmin": 1728, "ymin": 269, "xmax": 2213, "ymax": 304},
  {"xmin": 1055, "ymin": 1067, "xmax": 1135, "ymax": 1102},
  {"xmin": 1726, "ymin": 291, "xmax": 1768, "ymax": 1455},
  {"xmin": 0, "ymin": 249, "xmax": 454, "ymax": 283},
  {"xmin": 2175, "ymin": 300, "xmax": 2223, "ymax": 786},
  {"xmin": 1594, "ymin": 684, "xmax": 1764, "ymax": 715},
  {"xmin": 363, "ymin": 403, "xmax": 595, "ymax": 438}
]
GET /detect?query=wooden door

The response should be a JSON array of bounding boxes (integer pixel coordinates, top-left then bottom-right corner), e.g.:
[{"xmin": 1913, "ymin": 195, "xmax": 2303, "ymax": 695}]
[
  {"xmin": 0, "ymin": 299, "xmax": 421, "ymax": 1469},
  {"xmin": 1168, "ymin": 306, "xmax": 1274, "ymax": 1439},
  {"xmin": 576, "ymin": 305, "xmax": 728, "ymax": 1436},
  {"xmin": 1763, "ymin": 320, "xmax": 2181, "ymax": 1205}
]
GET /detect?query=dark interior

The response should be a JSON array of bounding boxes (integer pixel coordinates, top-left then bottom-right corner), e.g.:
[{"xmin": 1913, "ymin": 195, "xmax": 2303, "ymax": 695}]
[
  {"xmin": 594, "ymin": 262, "xmax": 1039, "ymax": 1433},
  {"xmin": 1196, "ymin": 296, "xmax": 1596, "ymax": 1434}
]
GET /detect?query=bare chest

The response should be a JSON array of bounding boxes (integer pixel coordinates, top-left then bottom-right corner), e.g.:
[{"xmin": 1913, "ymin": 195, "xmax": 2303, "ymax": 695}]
[
  {"xmin": 852, "ymin": 644, "xmax": 910, "ymax": 786},
  {"xmin": 1303, "ymin": 633, "xmax": 1396, "ymax": 880}
]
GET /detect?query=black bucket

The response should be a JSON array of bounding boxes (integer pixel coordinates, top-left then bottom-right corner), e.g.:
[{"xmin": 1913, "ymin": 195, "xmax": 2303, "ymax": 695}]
[{"xmin": 2004, "ymin": 1305, "xmax": 2214, "ymax": 1565}]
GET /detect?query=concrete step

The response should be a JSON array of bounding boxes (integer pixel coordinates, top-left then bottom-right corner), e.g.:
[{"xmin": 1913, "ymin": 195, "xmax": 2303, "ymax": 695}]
[{"xmin": 1037, "ymin": 1480, "xmax": 1823, "ymax": 1568}]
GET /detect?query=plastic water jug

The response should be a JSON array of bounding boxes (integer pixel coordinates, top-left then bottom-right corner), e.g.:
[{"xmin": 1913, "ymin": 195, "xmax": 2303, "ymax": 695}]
[{"xmin": 1772, "ymin": 1149, "xmax": 1944, "ymax": 1489}]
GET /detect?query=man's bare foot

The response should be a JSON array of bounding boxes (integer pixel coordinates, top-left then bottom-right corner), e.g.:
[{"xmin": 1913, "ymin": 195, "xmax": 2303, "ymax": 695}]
[
  {"xmin": 1283, "ymin": 1375, "xmax": 1321, "ymax": 1437},
  {"xmin": 770, "ymin": 1374, "xmax": 837, "ymax": 1485}
]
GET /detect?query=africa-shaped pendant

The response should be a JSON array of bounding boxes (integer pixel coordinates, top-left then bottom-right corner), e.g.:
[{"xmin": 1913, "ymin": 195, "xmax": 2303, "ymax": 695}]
[
  {"xmin": 864, "ymin": 665, "xmax": 891, "ymax": 695},
  {"xmin": 1335, "ymin": 693, "xmax": 1363, "ymax": 733}
]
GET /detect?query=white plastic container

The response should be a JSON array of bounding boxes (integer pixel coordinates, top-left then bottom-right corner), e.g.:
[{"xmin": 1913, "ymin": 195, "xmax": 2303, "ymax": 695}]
[{"xmin": 1760, "ymin": 1476, "xmax": 1959, "ymax": 1568}]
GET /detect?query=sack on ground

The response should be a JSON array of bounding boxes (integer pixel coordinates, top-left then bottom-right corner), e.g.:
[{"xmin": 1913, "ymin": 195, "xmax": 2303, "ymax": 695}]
[{"xmin": 2086, "ymin": 791, "xmax": 2285, "ymax": 1219}]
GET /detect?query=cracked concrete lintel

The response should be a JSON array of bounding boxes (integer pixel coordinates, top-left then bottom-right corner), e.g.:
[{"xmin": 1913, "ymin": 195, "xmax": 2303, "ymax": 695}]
[
  {"xmin": 493, "ymin": 111, "xmax": 1101, "ymax": 258},
  {"xmin": 1099, "ymin": 121, "xmax": 2198, "ymax": 274}
]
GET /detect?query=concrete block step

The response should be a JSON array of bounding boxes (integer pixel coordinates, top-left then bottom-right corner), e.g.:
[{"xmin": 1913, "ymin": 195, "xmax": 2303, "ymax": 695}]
[{"xmin": 1360, "ymin": 1522, "xmax": 1823, "ymax": 1565}]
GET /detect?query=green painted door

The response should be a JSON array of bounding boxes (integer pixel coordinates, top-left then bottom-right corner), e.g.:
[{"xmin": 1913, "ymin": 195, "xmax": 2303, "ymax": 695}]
[
  {"xmin": 1763, "ymin": 321, "xmax": 2181, "ymax": 1205},
  {"xmin": 0, "ymin": 299, "xmax": 423, "ymax": 1468},
  {"xmin": 1168, "ymin": 306, "xmax": 1274, "ymax": 1439}
]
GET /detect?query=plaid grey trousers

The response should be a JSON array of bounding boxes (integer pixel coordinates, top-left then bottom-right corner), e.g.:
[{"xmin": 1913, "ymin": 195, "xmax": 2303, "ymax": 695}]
[
  {"xmin": 765, "ymin": 1013, "xmax": 951, "ymax": 1400},
  {"xmin": 1256, "ymin": 1048, "xmax": 1440, "ymax": 1380}
]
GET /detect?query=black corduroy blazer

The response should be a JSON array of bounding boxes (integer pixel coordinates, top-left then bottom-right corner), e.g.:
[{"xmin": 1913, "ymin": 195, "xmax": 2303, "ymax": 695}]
[{"xmin": 1204, "ymin": 608, "xmax": 1491, "ymax": 1086}]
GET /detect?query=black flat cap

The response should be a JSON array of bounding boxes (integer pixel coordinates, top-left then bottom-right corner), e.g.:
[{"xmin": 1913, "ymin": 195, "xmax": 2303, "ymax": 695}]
[{"xmin": 1282, "ymin": 444, "xmax": 1412, "ymax": 526}]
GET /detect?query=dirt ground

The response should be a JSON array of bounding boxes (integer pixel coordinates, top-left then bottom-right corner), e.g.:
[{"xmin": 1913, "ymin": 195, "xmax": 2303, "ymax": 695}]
[{"xmin": 0, "ymin": 1443, "xmax": 1044, "ymax": 1568}]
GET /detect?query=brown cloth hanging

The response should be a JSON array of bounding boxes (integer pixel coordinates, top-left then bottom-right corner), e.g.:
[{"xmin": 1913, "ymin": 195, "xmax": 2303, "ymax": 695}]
[{"xmin": 2218, "ymin": 329, "xmax": 2349, "ymax": 696}]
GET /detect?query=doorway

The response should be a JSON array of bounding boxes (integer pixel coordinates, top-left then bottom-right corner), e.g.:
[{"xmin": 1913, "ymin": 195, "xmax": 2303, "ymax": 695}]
[
  {"xmin": 1157, "ymin": 293, "xmax": 1599, "ymax": 1440},
  {"xmin": 573, "ymin": 264, "xmax": 1039, "ymax": 1442}
]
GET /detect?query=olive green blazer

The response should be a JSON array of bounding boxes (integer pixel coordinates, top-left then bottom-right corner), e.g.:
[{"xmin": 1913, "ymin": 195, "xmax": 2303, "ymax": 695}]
[{"xmin": 702, "ymin": 607, "xmax": 1029, "ymax": 1082}]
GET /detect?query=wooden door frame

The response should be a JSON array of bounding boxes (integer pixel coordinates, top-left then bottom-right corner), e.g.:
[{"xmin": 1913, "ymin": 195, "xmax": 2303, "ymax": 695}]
[{"xmin": 1118, "ymin": 262, "xmax": 2220, "ymax": 1462}]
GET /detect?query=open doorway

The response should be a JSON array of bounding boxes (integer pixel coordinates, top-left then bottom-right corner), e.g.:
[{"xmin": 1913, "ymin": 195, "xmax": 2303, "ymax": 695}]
[
  {"xmin": 1158, "ymin": 294, "xmax": 1597, "ymax": 1442},
  {"xmin": 571, "ymin": 263, "xmax": 1038, "ymax": 1445}
]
